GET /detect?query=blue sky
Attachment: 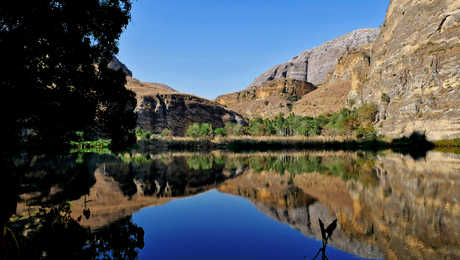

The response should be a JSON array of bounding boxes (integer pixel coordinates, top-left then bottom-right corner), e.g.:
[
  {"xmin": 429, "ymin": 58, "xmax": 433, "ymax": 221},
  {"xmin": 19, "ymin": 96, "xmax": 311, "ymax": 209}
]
[{"xmin": 118, "ymin": 0, "xmax": 390, "ymax": 99}]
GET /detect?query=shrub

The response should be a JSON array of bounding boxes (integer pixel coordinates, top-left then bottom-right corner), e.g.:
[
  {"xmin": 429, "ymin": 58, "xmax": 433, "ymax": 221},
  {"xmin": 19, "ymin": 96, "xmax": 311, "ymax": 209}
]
[
  {"xmin": 186, "ymin": 123, "xmax": 201, "ymax": 138},
  {"xmin": 356, "ymin": 103, "xmax": 378, "ymax": 122},
  {"xmin": 135, "ymin": 127, "xmax": 144, "ymax": 138},
  {"xmin": 186, "ymin": 123, "xmax": 213, "ymax": 138},
  {"xmin": 225, "ymin": 122, "xmax": 245, "ymax": 136},
  {"xmin": 199, "ymin": 123, "xmax": 213, "ymax": 137},
  {"xmin": 287, "ymin": 103, "xmax": 293, "ymax": 112},
  {"xmin": 381, "ymin": 93, "xmax": 390, "ymax": 104},
  {"xmin": 160, "ymin": 129, "xmax": 171, "ymax": 137},
  {"xmin": 264, "ymin": 101, "xmax": 269, "ymax": 106},
  {"xmin": 142, "ymin": 130, "xmax": 152, "ymax": 140},
  {"xmin": 214, "ymin": 127, "xmax": 226, "ymax": 137}
]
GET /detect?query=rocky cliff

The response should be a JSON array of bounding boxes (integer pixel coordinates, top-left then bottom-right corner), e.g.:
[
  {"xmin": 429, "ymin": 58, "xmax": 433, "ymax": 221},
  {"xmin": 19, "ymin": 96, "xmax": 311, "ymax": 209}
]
[
  {"xmin": 293, "ymin": 44, "xmax": 373, "ymax": 116},
  {"xmin": 109, "ymin": 58, "xmax": 246, "ymax": 136},
  {"xmin": 216, "ymin": 79, "xmax": 316, "ymax": 118},
  {"xmin": 250, "ymin": 28, "xmax": 379, "ymax": 87},
  {"xmin": 135, "ymin": 93, "xmax": 245, "ymax": 136},
  {"xmin": 216, "ymin": 29, "xmax": 379, "ymax": 119},
  {"xmin": 350, "ymin": 0, "xmax": 460, "ymax": 140},
  {"xmin": 108, "ymin": 56, "xmax": 133, "ymax": 77}
]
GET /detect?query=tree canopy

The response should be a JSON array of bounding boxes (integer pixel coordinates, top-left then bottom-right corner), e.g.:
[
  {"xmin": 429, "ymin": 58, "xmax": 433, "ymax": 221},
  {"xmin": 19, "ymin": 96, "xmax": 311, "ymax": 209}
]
[{"xmin": 0, "ymin": 0, "xmax": 136, "ymax": 152}]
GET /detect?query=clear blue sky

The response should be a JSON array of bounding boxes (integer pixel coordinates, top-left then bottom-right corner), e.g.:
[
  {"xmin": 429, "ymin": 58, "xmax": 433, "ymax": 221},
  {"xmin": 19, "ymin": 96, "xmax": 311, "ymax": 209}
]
[{"xmin": 118, "ymin": 0, "xmax": 390, "ymax": 99}]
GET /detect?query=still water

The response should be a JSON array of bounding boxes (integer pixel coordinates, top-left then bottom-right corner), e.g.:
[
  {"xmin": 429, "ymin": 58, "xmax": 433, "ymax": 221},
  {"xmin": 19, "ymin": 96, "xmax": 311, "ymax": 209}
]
[{"xmin": 5, "ymin": 150, "xmax": 460, "ymax": 259}]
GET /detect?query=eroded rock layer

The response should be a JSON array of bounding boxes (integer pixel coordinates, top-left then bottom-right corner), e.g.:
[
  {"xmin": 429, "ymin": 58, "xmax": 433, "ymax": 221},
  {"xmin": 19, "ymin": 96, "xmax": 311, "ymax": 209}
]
[
  {"xmin": 136, "ymin": 93, "xmax": 245, "ymax": 136},
  {"xmin": 216, "ymin": 79, "xmax": 316, "ymax": 118},
  {"xmin": 352, "ymin": 0, "xmax": 460, "ymax": 140},
  {"xmin": 250, "ymin": 28, "xmax": 379, "ymax": 87}
]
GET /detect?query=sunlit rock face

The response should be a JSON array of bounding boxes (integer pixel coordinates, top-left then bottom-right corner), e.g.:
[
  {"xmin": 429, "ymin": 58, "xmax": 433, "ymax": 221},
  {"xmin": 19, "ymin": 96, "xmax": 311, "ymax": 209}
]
[
  {"xmin": 352, "ymin": 0, "xmax": 460, "ymax": 140},
  {"xmin": 292, "ymin": 43, "xmax": 373, "ymax": 117},
  {"xmin": 341, "ymin": 151, "xmax": 460, "ymax": 259},
  {"xmin": 215, "ymin": 79, "xmax": 316, "ymax": 118},
  {"xmin": 215, "ymin": 29, "xmax": 379, "ymax": 119},
  {"xmin": 250, "ymin": 28, "xmax": 380, "ymax": 87}
]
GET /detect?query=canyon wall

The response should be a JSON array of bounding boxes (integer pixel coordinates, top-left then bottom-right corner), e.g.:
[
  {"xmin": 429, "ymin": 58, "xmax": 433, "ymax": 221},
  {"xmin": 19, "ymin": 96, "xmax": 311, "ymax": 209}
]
[
  {"xmin": 351, "ymin": 0, "xmax": 460, "ymax": 140},
  {"xmin": 250, "ymin": 28, "xmax": 379, "ymax": 87}
]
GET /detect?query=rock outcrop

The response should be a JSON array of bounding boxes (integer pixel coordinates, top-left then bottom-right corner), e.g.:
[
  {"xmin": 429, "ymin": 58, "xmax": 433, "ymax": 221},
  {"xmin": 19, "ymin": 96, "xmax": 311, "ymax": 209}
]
[
  {"xmin": 109, "ymin": 58, "xmax": 246, "ymax": 136},
  {"xmin": 136, "ymin": 93, "xmax": 245, "ymax": 136},
  {"xmin": 108, "ymin": 56, "xmax": 133, "ymax": 77},
  {"xmin": 216, "ymin": 79, "xmax": 316, "ymax": 118},
  {"xmin": 350, "ymin": 0, "xmax": 460, "ymax": 140},
  {"xmin": 216, "ymin": 29, "xmax": 379, "ymax": 119},
  {"xmin": 292, "ymin": 44, "xmax": 373, "ymax": 116},
  {"xmin": 250, "ymin": 28, "xmax": 380, "ymax": 87}
]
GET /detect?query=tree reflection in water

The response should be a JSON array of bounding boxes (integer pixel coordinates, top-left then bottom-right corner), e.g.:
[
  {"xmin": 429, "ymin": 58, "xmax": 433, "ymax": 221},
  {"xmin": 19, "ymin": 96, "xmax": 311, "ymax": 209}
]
[{"xmin": 3, "ymin": 202, "xmax": 144, "ymax": 260}]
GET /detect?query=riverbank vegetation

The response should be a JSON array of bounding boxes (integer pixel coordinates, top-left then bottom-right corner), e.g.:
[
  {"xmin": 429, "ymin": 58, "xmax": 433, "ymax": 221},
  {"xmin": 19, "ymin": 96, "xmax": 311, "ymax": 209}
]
[{"xmin": 185, "ymin": 104, "xmax": 379, "ymax": 139}]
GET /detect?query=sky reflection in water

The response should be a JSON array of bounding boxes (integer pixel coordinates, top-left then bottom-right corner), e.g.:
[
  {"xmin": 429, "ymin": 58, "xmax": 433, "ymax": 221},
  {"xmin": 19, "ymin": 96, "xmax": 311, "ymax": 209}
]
[{"xmin": 133, "ymin": 189, "xmax": 368, "ymax": 260}]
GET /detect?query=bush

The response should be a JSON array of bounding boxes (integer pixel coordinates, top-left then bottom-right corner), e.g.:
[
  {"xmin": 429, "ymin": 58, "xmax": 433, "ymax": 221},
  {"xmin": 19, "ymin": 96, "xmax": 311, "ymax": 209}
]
[
  {"xmin": 160, "ymin": 129, "xmax": 171, "ymax": 137},
  {"xmin": 186, "ymin": 123, "xmax": 213, "ymax": 138},
  {"xmin": 199, "ymin": 123, "xmax": 213, "ymax": 137},
  {"xmin": 225, "ymin": 122, "xmax": 245, "ymax": 136},
  {"xmin": 135, "ymin": 127, "xmax": 144, "ymax": 138},
  {"xmin": 142, "ymin": 130, "xmax": 152, "ymax": 140},
  {"xmin": 186, "ymin": 123, "xmax": 201, "ymax": 138},
  {"xmin": 214, "ymin": 128, "xmax": 226, "ymax": 137}
]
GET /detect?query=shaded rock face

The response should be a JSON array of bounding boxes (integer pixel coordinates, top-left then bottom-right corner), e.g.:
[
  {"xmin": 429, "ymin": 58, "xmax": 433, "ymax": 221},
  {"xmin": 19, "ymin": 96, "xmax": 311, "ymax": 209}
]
[
  {"xmin": 216, "ymin": 79, "xmax": 316, "ymax": 118},
  {"xmin": 136, "ymin": 93, "xmax": 246, "ymax": 136},
  {"xmin": 251, "ymin": 28, "xmax": 380, "ymax": 87},
  {"xmin": 108, "ymin": 56, "xmax": 132, "ymax": 77},
  {"xmin": 352, "ymin": 0, "xmax": 460, "ymax": 140},
  {"xmin": 108, "ymin": 58, "xmax": 245, "ymax": 136}
]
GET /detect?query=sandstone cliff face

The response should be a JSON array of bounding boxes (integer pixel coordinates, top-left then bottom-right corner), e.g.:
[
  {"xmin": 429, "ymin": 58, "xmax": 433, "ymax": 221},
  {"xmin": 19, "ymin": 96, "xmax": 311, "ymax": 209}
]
[
  {"xmin": 216, "ymin": 79, "xmax": 316, "ymax": 118},
  {"xmin": 352, "ymin": 0, "xmax": 460, "ymax": 140},
  {"xmin": 251, "ymin": 28, "xmax": 379, "ymax": 87},
  {"xmin": 136, "ymin": 93, "xmax": 245, "ymax": 136},
  {"xmin": 292, "ymin": 44, "xmax": 373, "ymax": 117}
]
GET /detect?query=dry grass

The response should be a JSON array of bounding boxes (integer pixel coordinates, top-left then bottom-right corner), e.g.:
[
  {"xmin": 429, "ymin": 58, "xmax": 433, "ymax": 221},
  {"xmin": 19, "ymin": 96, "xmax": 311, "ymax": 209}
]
[{"xmin": 293, "ymin": 80, "xmax": 352, "ymax": 117}]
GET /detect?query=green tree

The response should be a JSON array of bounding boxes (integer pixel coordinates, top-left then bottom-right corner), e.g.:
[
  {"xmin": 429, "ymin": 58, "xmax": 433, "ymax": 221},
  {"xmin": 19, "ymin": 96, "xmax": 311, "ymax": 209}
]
[
  {"xmin": 1, "ymin": 0, "xmax": 136, "ymax": 151},
  {"xmin": 186, "ymin": 123, "xmax": 201, "ymax": 138},
  {"xmin": 199, "ymin": 123, "xmax": 213, "ymax": 137},
  {"xmin": 214, "ymin": 127, "xmax": 226, "ymax": 137}
]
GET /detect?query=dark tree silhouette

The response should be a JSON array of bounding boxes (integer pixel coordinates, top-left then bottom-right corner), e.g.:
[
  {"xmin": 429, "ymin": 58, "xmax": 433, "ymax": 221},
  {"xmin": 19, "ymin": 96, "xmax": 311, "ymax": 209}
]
[{"xmin": 0, "ymin": 0, "xmax": 136, "ymax": 152}]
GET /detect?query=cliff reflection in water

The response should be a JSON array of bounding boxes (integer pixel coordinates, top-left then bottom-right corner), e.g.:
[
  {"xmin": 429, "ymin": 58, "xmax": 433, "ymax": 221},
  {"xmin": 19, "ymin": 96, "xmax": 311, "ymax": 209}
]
[{"xmin": 10, "ymin": 150, "xmax": 460, "ymax": 259}]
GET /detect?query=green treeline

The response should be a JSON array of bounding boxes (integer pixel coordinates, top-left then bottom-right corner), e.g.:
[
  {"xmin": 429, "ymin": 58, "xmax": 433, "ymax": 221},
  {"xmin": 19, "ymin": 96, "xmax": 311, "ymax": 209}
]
[
  {"xmin": 182, "ymin": 153, "xmax": 378, "ymax": 186},
  {"xmin": 185, "ymin": 104, "xmax": 379, "ymax": 139}
]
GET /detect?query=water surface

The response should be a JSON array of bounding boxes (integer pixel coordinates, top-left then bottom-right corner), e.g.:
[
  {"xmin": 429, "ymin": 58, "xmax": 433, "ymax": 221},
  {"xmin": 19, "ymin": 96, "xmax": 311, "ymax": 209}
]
[{"xmin": 6, "ymin": 150, "xmax": 460, "ymax": 259}]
